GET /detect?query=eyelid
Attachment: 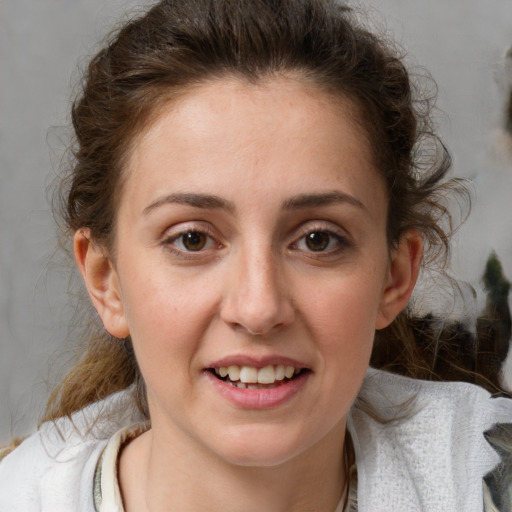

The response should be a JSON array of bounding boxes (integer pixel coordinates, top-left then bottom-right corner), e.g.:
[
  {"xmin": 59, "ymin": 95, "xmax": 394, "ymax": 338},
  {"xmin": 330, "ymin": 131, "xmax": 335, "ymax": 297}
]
[
  {"xmin": 293, "ymin": 220, "xmax": 349, "ymax": 241},
  {"xmin": 162, "ymin": 222, "xmax": 223, "ymax": 259}
]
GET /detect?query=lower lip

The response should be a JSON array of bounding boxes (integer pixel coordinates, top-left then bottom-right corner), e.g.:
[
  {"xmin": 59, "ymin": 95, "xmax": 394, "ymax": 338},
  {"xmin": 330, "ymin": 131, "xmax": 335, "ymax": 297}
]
[{"xmin": 204, "ymin": 371, "xmax": 309, "ymax": 410}]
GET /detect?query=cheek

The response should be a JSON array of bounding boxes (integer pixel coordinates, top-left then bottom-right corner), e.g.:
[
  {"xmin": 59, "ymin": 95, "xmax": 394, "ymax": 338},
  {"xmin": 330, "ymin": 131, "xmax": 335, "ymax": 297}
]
[
  {"xmin": 297, "ymin": 268, "xmax": 387, "ymax": 391},
  {"xmin": 119, "ymin": 270, "xmax": 219, "ymax": 373},
  {"xmin": 303, "ymin": 273, "xmax": 384, "ymax": 346}
]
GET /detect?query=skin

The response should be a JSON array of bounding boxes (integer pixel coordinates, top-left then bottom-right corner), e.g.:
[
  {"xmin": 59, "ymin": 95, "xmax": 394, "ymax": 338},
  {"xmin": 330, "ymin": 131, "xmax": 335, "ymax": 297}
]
[{"xmin": 75, "ymin": 76, "xmax": 422, "ymax": 512}]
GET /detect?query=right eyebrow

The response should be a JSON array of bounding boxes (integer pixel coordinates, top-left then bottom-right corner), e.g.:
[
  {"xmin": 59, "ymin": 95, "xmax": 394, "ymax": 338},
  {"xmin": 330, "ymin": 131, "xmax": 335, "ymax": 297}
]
[
  {"xmin": 142, "ymin": 193, "xmax": 236, "ymax": 215},
  {"xmin": 283, "ymin": 191, "xmax": 367, "ymax": 212}
]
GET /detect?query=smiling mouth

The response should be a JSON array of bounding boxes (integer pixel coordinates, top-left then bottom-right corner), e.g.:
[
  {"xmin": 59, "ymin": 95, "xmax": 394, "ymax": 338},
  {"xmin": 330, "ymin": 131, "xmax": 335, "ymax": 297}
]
[{"xmin": 209, "ymin": 364, "xmax": 307, "ymax": 389}]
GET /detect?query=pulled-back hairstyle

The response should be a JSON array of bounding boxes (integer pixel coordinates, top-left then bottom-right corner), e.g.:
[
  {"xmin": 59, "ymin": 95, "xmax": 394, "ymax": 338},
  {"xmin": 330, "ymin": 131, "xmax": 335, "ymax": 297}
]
[{"xmin": 45, "ymin": 0, "xmax": 465, "ymax": 422}]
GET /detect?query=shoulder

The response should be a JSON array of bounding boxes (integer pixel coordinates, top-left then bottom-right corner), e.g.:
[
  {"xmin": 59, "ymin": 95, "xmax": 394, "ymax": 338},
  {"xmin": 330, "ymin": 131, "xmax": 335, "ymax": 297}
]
[
  {"xmin": 0, "ymin": 438, "xmax": 24, "ymax": 462},
  {"xmin": 0, "ymin": 425, "xmax": 106, "ymax": 511},
  {"xmin": 0, "ymin": 387, "xmax": 142, "ymax": 512},
  {"xmin": 348, "ymin": 368, "xmax": 512, "ymax": 512},
  {"xmin": 357, "ymin": 367, "xmax": 512, "ymax": 421}
]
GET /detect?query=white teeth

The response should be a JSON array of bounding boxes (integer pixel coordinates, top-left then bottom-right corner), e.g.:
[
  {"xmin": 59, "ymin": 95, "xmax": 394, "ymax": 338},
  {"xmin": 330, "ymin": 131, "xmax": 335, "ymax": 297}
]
[
  {"xmin": 227, "ymin": 365, "xmax": 240, "ymax": 381},
  {"xmin": 257, "ymin": 365, "xmax": 276, "ymax": 384},
  {"xmin": 284, "ymin": 366, "xmax": 295, "ymax": 379},
  {"xmin": 239, "ymin": 366, "xmax": 258, "ymax": 383},
  {"xmin": 215, "ymin": 364, "xmax": 303, "ymax": 385}
]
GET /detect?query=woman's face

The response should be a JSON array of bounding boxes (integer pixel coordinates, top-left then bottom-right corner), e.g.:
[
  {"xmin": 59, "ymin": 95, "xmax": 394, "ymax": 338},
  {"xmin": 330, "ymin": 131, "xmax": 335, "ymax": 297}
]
[{"xmin": 83, "ymin": 77, "xmax": 418, "ymax": 467}]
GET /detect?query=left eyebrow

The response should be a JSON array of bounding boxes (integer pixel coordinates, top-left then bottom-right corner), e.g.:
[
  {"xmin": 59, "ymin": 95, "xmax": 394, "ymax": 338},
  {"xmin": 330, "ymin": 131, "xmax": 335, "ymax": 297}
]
[
  {"xmin": 143, "ymin": 193, "xmax": 236, "ymax": 215},
  {"xmin": 283, "ymin": 191, "xmax": 367, "ymax": 212}
]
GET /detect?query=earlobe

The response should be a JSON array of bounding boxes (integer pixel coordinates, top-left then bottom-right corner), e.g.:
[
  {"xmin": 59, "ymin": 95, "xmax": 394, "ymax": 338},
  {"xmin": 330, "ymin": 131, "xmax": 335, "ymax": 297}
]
[
  {"xmin": 375, "ymin": 230, "xmax": 423, "ymax": 329},
  {"xmin": 74, "ymin": 229, "xmax": 130, "ymax": 339}
]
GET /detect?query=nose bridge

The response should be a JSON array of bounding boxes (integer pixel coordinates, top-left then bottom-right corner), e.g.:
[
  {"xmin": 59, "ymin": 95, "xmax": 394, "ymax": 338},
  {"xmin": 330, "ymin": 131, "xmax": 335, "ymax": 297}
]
[{"xmin": 221, "ymin": 238, "xmax": 294, "ymax": 335}]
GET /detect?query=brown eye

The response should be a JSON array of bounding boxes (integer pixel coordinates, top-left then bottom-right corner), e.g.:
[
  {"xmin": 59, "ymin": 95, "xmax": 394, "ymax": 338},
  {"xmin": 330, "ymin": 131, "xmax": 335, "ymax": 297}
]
[
  {"xmin": 305, "ymin": 231, "xmax": 330, "ymax": 251},
  {"xmin": 165, "ymin": 227, "xmax": 220, "ymax": 257},
  {"xmin": 182, "ymin": 231, "xmax": 207, "ymax": 251}
]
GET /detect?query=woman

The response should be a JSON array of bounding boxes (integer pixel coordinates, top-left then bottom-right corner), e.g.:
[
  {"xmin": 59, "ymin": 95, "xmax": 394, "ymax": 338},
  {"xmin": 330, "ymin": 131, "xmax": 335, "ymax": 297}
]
[{"xmin": 1, "ymin": 0, "xmax": 511, "ymax": 511}]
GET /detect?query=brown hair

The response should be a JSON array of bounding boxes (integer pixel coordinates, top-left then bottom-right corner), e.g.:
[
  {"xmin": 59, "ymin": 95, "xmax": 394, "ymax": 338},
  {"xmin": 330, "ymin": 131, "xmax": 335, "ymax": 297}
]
[{"xmin": 44, "ymin": 0, "xmax": 468, "ymax": 423}]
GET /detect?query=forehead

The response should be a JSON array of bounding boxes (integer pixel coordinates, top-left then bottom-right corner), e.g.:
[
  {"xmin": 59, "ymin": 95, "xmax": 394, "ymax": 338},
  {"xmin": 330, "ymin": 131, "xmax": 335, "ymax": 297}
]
[{"xmin": 122, "ymin": 76, "xmax": 386, "ymax": 220}]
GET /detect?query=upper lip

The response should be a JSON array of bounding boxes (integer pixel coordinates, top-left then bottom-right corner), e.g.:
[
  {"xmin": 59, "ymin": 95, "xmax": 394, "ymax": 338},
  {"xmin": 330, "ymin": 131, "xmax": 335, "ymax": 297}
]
[{"xmin": 207, "ymin": 354, "xmax": 310, "ymax": 370}]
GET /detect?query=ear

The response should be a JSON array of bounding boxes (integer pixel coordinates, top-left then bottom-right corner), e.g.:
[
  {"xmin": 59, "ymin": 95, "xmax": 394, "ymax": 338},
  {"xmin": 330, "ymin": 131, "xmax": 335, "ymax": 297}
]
[
  {"xmin": 74, "ymin": 229, "xmax": 130, "ymax": 339},
  {"xmin": 375, "ymin": 230, "xmax": 423, "ymax": 329}
]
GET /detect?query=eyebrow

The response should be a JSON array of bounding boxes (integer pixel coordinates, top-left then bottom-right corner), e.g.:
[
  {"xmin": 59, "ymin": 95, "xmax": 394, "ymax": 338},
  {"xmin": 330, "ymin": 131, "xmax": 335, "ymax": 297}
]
[
  {"xmin": 143, "ymin": 193, "xmax": 236, "ymax": 215},
  {"xmin": 283, "ymin": 191, "xmax": 367, "ymax": 211},
  {"xmin": 143, "ymin": 190, "xmax": 366, "ymax": 215}
]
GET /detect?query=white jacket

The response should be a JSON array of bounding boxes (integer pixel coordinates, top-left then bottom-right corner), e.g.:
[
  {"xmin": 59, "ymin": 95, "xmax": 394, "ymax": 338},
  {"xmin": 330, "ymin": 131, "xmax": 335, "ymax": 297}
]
[{"xmin": 0, "ymin": 369, "xmax": 511, "ymax": 512}]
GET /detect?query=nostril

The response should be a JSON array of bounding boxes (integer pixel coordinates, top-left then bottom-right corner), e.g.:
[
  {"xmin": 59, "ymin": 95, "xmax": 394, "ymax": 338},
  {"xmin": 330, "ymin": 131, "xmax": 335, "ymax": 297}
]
[{"xmin": 227, "ymin": 320, "xmax": 287, "ymax": 336}]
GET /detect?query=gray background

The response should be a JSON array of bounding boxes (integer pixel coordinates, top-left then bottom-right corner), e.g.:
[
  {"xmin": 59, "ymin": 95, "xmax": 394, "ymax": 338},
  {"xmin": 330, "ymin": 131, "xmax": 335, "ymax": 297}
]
[{"xmin": 1, "ymin": 0, "xmax": 512, "ymax": 443}]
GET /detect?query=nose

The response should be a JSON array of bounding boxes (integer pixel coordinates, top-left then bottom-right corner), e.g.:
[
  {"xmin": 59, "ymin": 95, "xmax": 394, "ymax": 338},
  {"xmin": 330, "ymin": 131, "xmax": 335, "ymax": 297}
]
[{"xmin": 220, "ymin": 245, "xmax": 295, "ymax": 336}]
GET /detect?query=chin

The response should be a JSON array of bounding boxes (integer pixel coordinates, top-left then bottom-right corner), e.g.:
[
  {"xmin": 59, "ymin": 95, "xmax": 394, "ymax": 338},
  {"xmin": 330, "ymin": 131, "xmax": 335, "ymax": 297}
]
[{"xmin": 208, "ymin": 424, "xmax": 318, "ymax": 468}]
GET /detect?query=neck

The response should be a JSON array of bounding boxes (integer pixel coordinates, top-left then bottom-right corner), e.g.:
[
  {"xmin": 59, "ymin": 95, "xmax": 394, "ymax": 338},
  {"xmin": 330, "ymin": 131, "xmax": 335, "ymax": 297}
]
[{"xmin": 120, "ymin": 420, "xmax": 347, "ymax": 512}]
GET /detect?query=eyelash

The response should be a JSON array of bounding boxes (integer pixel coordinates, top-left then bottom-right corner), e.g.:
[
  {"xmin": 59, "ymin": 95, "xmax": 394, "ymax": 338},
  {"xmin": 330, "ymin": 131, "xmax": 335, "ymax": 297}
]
[
  {"xmin": 162, "ymin": 226, "xmax": 221, "ymax": 259},
  {"xmin": 162, "ymin": 224, "xmax": 350, "ymax": 259}
]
